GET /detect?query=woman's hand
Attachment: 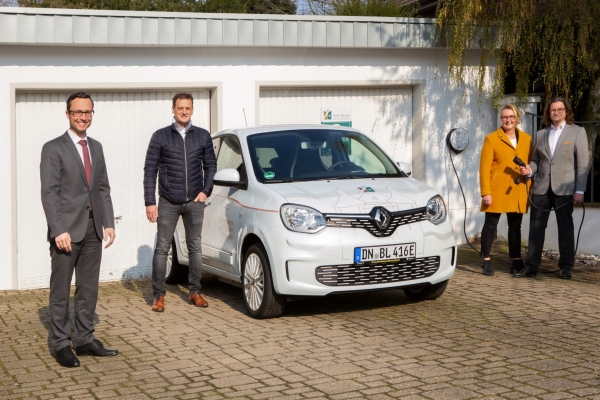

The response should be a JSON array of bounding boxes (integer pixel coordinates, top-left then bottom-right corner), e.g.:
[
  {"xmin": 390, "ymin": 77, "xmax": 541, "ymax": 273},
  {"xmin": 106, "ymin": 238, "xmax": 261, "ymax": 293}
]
[{"xmin": 482, "ymin": 195, "xmax": 492, "ymax": 206}]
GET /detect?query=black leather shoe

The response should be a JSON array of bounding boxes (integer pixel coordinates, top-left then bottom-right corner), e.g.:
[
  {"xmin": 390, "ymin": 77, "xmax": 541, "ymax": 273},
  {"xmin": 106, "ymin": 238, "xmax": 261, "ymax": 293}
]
[
  {"xmin": 481, "ymin": 260, "xmax": 494, "ymax": 276},
  {"xmin": 559, "ymin": 269, "xmax": 572, "ymax": 280},
  {"xmin": 510, "ymin": 259, "xmax": 525, "ymax": 274},
  {"xmin": 76, "ymin": 339, "xmax": 118, "ymax": 357},
  {"xmin": 513, "ymin": 265, "xmax": 537, "ymax": 278},
  {"xmin": 56, "ymin": 346, "xmax": 80, "ymax": 368}
]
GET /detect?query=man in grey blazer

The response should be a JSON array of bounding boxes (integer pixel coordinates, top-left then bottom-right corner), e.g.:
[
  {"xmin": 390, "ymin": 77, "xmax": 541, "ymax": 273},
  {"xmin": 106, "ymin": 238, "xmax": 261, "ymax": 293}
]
[
  {"xmin": 516, "ymin": 97, "xmax": 589, "ymax": 279},
  {"xmin": 40, "ymin": 92, "xmax": 118, "ymax": 368}
]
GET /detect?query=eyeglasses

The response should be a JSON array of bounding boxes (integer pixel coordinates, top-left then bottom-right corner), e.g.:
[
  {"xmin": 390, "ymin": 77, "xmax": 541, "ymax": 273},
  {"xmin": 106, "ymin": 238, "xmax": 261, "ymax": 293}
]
[
  {"xmin": 68, "ymin": 110, "xmax": 95, "ymax": 117},
  {"xmin": 501, "ymin": 115, "xmax": 516, "ymax": 120},
  {"xmin": 550, "ymin": 108, "xmax": 565, "ymax": 114}
]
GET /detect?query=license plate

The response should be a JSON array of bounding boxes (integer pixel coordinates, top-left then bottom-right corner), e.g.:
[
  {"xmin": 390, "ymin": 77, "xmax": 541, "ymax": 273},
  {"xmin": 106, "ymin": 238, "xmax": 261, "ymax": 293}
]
[{"xmin": 354, "ymin": 243, "xmax": 416, "ymax": 264}]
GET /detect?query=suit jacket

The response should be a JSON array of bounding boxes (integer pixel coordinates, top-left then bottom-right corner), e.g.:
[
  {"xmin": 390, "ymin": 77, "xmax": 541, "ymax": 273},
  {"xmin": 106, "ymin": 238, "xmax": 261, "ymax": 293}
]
[
  {"xmin": 530, "ymin": 124, "xmax": 589, "ymax": 196},
  {"xmin": 40, "ymin": 131, "xmax": 115, "ymax": 242},
  {"xmin": 479, "ymin": 127, "xmax": 532, "ymax": 213}
]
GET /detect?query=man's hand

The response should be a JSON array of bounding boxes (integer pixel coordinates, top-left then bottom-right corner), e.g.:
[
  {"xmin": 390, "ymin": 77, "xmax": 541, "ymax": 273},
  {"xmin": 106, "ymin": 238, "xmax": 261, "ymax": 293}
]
[
  {"xmin": 573, "ymin": 193, "xmax": 584, "ymax": 204},
  {"xmin": 104, "ymin": 228, "xmax": 116, "ymax": 249},
  {"xmin": 146, "ymin": 205, "xmax": 158, "ymax": 223},
  {"xmin": 519, "ymin": 164, "xmax": 531, "ymax": 176},
  {"xmin": 482, "ymin": 195, "xmax": 492, "ymax": 206},
  {"xmin": 54, "ymin": 232, "xmax": 72, "ymax": 253},
  {"xmin": 194, "ymin": 192, "xmax": 207, "ymax": 203}
]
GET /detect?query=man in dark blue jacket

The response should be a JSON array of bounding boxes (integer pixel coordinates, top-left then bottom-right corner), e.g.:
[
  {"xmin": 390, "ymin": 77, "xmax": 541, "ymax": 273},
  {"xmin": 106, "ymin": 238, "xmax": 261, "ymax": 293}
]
[{"xmin": 143, "ymin": 93, "xmax": 217, "ymax": 312}]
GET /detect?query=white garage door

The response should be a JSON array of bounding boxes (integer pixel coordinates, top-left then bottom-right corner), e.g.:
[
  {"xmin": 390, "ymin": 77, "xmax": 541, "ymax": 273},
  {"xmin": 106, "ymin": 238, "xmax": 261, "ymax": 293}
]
[
  {"xmin": 16, "ymin": 90, "xmax": 210, "ymax": 289},
  {"xmin": 259, "ymin": 87, "xmax": 413, "ymax": 164}
]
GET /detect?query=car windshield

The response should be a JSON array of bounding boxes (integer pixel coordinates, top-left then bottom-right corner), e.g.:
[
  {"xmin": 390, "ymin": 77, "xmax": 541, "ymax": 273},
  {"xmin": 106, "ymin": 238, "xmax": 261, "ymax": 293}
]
[{"xmin": 246, "ymin": 129, "xmax": 403, "ymax": 183}]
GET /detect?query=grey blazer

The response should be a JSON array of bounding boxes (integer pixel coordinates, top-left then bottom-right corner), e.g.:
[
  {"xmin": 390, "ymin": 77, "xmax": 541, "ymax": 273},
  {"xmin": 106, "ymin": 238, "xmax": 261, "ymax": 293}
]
[
  {"xmin": 530, "ymin": 124, "xmax": 589, "ymax": 196},
  {"xmin": 40, "ymin": 132, "xmax": 115, "ymax": 242}
]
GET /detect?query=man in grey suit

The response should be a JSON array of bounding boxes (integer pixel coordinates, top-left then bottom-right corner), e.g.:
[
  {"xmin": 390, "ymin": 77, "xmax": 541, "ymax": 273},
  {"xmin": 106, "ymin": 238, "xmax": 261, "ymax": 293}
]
[
  {"xmin": 40, "ymin": 92, "xmax": 118, "ymax": 368},
  {"xmin": 515, "ymin": 97, "xmax": 589, "ymax": 279}
]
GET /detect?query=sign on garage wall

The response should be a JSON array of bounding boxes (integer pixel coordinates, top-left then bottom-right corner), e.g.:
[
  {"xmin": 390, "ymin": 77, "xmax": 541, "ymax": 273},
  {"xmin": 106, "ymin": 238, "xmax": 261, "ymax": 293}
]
[
  {"xmin": 321, "ymin": 106, "xmax": 352, "ymax": 127},
  {"xmin": 15, "ymin": 90, "xmax": 210, "ymax": 289}
]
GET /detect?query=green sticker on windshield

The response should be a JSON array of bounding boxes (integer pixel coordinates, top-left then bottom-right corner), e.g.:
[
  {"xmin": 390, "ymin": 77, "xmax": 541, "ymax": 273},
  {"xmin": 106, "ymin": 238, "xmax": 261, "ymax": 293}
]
[{"xmin": 264, "ymin": 171, "xmax": 275, "ymax": 180}]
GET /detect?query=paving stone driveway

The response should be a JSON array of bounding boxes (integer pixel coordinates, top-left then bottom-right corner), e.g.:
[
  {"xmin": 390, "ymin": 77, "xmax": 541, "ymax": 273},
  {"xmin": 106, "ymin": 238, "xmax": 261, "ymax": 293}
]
[{"xmin": 1, "ymin": 244, "xmax": 599, "ymax": 399}]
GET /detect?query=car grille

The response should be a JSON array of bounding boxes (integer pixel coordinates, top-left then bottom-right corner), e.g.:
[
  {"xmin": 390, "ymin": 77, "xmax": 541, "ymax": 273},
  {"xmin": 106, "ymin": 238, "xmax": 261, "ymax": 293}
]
[
  {"xmin": 315, "ymin": 256, "xmax": 440, "ymax": 286},
  {"xmin": 324, "ymin": 207, "xmax": 428, "ymax": 237}
]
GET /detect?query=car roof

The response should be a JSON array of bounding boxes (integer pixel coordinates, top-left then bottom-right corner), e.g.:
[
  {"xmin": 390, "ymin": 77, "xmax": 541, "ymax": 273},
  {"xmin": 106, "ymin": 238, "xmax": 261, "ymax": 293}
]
[{"xmin": 213, "ymin": 124, "xmax": 361, "ymax": 140}]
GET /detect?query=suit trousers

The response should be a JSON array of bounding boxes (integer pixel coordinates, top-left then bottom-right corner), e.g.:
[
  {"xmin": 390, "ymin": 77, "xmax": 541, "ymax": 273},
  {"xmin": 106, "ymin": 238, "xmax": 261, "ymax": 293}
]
[
  {"xmin": 152, "ymin": 197, "xmax": 205, "ymax": 297},
  {"xmin": 526, "ymin": 187, "xmax": 575, "ymax": 271},
  {"xmin": 49, "ymin": 216, "xmax": 102, "ymax": 351}
]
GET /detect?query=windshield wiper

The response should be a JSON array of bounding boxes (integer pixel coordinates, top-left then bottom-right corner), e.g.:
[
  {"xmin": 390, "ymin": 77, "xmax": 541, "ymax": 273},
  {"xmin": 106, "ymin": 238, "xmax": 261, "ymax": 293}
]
[
  {"xmin": 328, "ymin": 176, "xmax": 360, "ymax": 180},
  {"xmin": 264, "ymin": 179, "xmax": 295, "ymax": 183}
]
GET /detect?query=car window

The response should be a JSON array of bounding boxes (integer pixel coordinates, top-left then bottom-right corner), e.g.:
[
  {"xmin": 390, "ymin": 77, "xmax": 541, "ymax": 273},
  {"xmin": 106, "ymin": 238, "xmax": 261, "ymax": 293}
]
[
  {"xmin": 216, "ymin": 136, "xmax": 243, "ymax": 172},
  {"xmin": 344, "ymin": 137, "xmax": 386, "ymax": 174},
  {"xmin": 247, "ymin": 129, "xmax": 401, "ymax": 183}
]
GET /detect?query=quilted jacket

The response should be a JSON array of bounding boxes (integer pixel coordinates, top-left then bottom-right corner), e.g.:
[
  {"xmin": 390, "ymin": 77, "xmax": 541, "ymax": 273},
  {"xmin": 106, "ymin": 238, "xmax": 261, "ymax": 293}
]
[{"xmin": 143, "ymin": 124, "xmax": 217, "ymax": 206}]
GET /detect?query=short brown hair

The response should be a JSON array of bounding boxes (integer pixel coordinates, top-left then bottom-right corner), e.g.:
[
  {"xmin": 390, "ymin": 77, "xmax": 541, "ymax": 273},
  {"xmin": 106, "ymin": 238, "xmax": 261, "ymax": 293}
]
[
  {"xmin": 542, "ymin": 97, "xmax": 574, "ymax": 126},
  {"xmin": 501, "ymin": 104, "xmax": 520, "ymax": 124},
  {"xmin": 172, "ymin": 92, "xmax": 194, "ymax": 107},
  {"xmin": 66, "ymin": 92, "xmax": 94, "ymax": 111}
]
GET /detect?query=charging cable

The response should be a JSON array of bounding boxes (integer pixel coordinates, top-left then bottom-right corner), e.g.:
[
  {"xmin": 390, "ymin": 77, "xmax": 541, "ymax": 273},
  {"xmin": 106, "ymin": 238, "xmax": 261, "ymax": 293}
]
[{"xmin": 447, "ymin": 150, "xmax": 486, "ymax": 254}]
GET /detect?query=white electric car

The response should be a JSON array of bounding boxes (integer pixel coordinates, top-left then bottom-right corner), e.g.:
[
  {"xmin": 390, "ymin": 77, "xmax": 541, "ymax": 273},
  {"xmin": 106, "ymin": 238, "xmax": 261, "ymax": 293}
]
[{"xmin": 163, "ymin": 125, "xmax": 457, "ymax": 318}]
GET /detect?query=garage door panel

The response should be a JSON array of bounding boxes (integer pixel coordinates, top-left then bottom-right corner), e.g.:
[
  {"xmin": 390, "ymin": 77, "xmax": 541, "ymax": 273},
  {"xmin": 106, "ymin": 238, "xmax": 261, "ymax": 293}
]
[
  {"xmin": 259, "ymin": 87, "xmax": 412, "ymax": 165},
  {"xmin": 16, "ymin": 90, "xmax": 210, "ymax": 289}
]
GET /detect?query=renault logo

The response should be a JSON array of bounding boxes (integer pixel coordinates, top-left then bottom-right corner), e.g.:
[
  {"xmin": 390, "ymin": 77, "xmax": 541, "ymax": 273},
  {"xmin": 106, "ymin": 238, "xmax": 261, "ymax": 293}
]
[{"xmin": 371, "ymin": 207, "xmax": 391, "ymax": 230}]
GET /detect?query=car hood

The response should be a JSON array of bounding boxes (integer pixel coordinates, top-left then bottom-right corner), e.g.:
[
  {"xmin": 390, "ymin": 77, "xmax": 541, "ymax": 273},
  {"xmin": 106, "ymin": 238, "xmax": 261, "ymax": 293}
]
[{"xmin": 266, "ymin": 178, "xmax": 438, "ymax": 214}]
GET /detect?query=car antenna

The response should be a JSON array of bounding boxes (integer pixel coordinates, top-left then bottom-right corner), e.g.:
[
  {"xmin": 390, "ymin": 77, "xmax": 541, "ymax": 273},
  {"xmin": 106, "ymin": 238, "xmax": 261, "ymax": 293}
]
[{"xmin": 243, "ymin": 108, "xmax": 247, "ymax": 127}]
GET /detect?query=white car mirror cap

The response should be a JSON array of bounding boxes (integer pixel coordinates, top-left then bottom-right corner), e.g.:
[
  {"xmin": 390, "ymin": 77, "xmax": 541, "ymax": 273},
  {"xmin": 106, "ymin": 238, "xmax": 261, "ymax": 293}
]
[
  {"xmin": 397, "ymin": 161, "xmax": 412, "ymax": 177},
  {"xmin": 214, "ymin": 168, "xmax": 240, "ymax": 182}
]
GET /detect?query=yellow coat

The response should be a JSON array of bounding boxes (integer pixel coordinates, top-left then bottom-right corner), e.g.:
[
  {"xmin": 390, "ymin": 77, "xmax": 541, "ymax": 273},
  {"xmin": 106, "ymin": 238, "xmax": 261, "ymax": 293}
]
[{"xmin": 479, "ymin": 127, "xmax": 532, "ymax": 213}]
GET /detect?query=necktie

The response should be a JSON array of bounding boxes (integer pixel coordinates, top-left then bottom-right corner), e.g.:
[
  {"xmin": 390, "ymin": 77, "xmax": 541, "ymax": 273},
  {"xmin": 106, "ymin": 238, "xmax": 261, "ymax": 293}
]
[
  {"xmin": 79, "ymin": 140, "xmax": 91, "ymax": 185},
  {"xmin": 79, "ymin": 140, "xmax": 92, "ymax": 210}
]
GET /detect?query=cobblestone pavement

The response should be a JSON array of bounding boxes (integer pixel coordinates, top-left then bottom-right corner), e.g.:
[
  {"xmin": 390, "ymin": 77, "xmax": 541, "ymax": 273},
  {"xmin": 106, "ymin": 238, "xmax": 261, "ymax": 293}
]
[{"xmin": 1, "ymin": 244, "xmax": 600, "ymax": 399}]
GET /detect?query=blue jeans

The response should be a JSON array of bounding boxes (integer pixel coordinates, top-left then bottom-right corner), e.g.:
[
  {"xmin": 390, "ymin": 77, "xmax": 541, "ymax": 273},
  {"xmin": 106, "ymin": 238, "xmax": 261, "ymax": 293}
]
[{"xmin": 152, "ymin": 196, "xmax": 205, "ymax": 297}]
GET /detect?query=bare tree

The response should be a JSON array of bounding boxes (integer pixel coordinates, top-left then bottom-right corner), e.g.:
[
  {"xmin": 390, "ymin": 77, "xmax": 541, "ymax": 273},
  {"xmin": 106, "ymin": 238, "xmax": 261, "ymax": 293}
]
[{"xmin": 306, "ymin": 0, "xmax": 417, "ymax": 17}]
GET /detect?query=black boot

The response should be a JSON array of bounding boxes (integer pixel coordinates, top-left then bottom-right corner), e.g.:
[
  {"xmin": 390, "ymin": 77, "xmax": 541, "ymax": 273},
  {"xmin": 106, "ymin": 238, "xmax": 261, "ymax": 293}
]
[
  {"xmin": 481, "ymin": 260, "xmax": 494, "ymax": 276},
  {"xmin": 510, "ymin": 259, "xmax": 525, "ymax": 274}
]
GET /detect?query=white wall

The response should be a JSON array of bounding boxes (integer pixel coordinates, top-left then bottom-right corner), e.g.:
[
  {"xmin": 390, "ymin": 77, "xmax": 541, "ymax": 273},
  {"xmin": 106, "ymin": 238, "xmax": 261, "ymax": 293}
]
[{"xmin": 0, "ymin": 45, "xmax": 498, "ymax": 290}]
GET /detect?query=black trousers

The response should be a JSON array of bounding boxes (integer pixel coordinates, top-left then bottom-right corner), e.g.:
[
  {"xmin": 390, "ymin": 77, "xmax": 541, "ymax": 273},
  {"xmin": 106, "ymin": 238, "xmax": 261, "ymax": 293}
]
[
  {"xmin": 48, "ymin": 217, "xmax": 102, "ymax": 351},
  {"xmin": 525, "ymin": 187, "xmax": 574, "ymax": 271},
  {"xmin": 480, "ymin": 212, "xmax": 523, "ymax": 258}
]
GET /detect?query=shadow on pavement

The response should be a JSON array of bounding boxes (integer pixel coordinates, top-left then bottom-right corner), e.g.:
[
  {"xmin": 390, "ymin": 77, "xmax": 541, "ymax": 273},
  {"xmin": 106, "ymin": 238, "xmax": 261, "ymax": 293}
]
[{"xmin": 37, "ymin": 303, "xmax": 100, "ymax": 358}]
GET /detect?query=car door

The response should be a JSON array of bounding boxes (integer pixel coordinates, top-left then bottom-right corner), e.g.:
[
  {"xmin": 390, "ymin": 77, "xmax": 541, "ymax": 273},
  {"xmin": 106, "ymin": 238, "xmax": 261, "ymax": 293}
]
[{"xmin": 202, "ymin": 135, "xmax": 245, "ymax": 275}]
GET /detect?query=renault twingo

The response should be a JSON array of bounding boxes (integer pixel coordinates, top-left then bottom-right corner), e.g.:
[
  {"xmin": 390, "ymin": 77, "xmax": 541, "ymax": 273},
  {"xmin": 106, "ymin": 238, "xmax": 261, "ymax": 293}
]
[{"xmin": 163, "ymin": 125, "xmax": 457, "ymax": 318}]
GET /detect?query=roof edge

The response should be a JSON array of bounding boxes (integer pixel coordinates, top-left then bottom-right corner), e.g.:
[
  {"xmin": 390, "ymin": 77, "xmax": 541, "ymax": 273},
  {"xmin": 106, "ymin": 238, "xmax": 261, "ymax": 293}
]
[{"xmin": 0, "ymin": 6, "xmax": 435, "ymax": 23}]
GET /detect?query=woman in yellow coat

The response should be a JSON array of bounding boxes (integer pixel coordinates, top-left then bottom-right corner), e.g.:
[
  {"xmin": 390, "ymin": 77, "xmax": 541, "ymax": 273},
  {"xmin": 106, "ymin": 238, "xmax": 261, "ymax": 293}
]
[{"xmin": 479, "ymin": 104, "xmax": 532, "ymax": 276}]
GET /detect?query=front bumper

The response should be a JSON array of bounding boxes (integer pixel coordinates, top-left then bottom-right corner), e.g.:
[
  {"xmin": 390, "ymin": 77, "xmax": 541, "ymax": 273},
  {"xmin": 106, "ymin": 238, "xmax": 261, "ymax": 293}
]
[{"xmin": 262, "ymin": 219, "xmax": 457, "ymax": 296}]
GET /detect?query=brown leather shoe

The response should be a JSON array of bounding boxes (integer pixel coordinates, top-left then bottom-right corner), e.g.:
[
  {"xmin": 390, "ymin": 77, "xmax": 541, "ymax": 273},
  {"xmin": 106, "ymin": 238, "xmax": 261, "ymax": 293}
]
[
  {"xmin": 189, "ymin": 293, "xmax": 208, "ymax": 308},
  {"xmin": 151, "ymin": 296, "xmax": 165, "ymax": 312}
]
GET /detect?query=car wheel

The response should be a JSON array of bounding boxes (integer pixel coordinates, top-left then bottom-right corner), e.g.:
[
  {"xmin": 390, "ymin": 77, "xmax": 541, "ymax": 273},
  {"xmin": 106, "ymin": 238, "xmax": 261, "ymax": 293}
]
[
  {"xmin": 165, "ymin": 239, "xmax": 188, "ymax": 284},
  {"xmin": 403, "ymin": 280, "xmax": 449, "ymax": 301},
  {"xmin": 243, "ymin": 244, "xmax": 286, "ymax": 319}
]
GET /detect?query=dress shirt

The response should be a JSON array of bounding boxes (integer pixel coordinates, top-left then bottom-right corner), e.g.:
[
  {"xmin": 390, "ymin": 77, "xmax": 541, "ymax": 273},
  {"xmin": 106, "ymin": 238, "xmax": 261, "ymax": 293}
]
[
  {"xmin": 172, "ymin": 117, "xmax": 192, "ymax": 141},
  {"xmin": 68, "ymin": 129, "xmax": 92, "ymax": 166},
  {"xmin": 548, "ymin": 121, "xmax": 566, "ymax": 156}
]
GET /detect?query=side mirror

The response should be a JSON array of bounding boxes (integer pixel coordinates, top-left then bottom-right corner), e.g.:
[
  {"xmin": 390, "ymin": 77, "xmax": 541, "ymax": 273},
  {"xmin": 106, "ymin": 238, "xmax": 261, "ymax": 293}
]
[
  {"xmin": 213, "ymin": 168, "xmax": 247, "ymax": 190},
  {"xmin": 397, "ymin": 161, "xmax": 412, "ymax": 177}
]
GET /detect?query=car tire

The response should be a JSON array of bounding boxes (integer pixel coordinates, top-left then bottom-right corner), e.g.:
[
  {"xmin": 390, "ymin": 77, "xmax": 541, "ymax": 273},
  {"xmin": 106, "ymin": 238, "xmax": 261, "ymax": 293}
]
[
  {"xmin": 243, "ymin": 244, "xmax": 286, "ymax": 319},
  {"xmin": 165, "ymin": 239, "xmax": 188, "ymax": 284},
  {"xmin": 403, "ymin": 280, "xmax": 449, "ymax": 301}
]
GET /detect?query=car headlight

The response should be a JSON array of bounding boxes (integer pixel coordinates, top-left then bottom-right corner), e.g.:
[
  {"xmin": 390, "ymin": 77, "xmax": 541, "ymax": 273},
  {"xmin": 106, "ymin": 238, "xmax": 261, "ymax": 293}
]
[
  {"xmin": 425, "ymin": 195, "xmax": 447, "ymax": 225},
  {"xmin": 280, "ymin": 204, "xmax": 326, "ymax": 233}
]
